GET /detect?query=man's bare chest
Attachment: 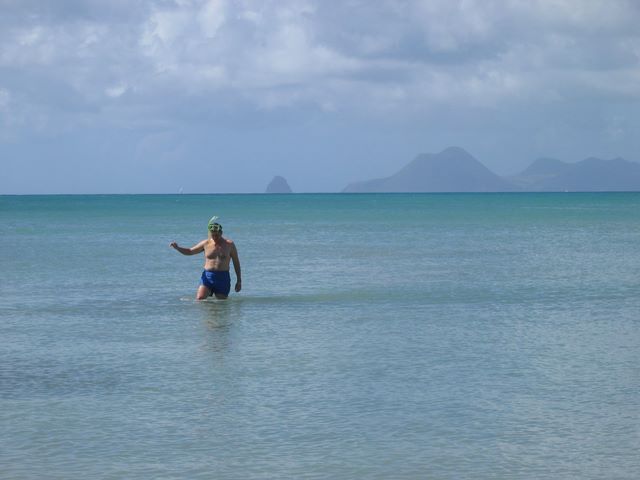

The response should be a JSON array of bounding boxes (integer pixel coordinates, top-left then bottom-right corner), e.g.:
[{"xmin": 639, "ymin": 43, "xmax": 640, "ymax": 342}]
[{"xmin": 205, "ymin": 242, "xmax": 230, "ymax": 260}]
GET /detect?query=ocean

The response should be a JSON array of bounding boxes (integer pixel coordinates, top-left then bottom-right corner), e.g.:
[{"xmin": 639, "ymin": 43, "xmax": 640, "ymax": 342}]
[{"xmin": 1, "ymin": 193, "xmax": 639, "ymax": 479}]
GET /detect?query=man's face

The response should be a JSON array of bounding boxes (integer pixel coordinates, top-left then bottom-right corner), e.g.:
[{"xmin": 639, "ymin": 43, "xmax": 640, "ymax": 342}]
[{"xmin": 209, "ymin": 222, "xmax": 222, "ymax": 238}]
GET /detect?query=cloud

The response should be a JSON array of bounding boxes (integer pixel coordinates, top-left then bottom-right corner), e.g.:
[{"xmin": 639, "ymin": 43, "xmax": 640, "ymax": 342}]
[
  {"xmin": 1, "ymin": 0, "xmax": 638, "ymax": 128},
  {"xmin": 104, "ymin": 83, "xmax": 127, "ymax": 98}
]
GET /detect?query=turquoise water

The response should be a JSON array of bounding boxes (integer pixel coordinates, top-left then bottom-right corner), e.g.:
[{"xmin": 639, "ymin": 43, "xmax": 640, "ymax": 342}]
[{"xmin": 1, "ymin": 193, "xmax": 639, "ymax": 479}]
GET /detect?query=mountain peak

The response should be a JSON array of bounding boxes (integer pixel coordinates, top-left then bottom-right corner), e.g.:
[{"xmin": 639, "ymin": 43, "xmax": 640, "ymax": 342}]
[
  {"xmin": 265, "ymin": 176, "xmax": 292, "ymax": 193},
  {"xmin": 439, "ymin": 146, "xmax": 473, "ymax": 157},
  {"xmin": 344, "ymin": 147, "xmax": 514, "ymax": 192}
]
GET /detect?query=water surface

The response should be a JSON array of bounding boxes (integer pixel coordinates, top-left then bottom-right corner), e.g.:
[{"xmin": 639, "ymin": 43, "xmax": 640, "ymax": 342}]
[{"xmin": 1, "ymin": 193, "xmax": 639, "ymax": 479}]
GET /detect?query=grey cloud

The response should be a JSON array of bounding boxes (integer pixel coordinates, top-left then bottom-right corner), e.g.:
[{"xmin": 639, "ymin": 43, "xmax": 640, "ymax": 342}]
[
  {"xmin": 2, "ymin": 0, "xmax": 639, "ymax": 123},
  {"xmin": 0, "ymin": 0, "xmax": 154, "ymax": 23}
]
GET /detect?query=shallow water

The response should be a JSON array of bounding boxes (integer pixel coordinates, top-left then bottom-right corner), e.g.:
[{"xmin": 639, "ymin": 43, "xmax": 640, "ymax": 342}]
[{"xmin": 1, "ymin": 193, "xmax": 639, "ymax": 479}]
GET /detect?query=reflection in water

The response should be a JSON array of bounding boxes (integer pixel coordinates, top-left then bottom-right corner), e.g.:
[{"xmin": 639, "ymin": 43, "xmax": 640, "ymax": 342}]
[{"xmin": 196, "ymin": 298, "xmax": 243, "ymax": 364}]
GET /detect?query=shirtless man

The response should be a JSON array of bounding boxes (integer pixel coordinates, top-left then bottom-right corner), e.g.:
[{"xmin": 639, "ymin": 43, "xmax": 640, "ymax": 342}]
[{"xmin": 170, "ymin": 217, "xmax": 242, "ymax": 300}]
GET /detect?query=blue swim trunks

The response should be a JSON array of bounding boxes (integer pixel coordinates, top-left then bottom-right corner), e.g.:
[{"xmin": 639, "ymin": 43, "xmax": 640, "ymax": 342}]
[{"xmin": 200, "ymin": 270, "xmax": 231, "ymax": 296}]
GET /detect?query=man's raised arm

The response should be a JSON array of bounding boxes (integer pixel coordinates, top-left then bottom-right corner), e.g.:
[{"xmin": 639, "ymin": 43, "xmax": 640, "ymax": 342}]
[{"xmin": 170, "ymin": 240, "xmax": 205, "ymax": 256}]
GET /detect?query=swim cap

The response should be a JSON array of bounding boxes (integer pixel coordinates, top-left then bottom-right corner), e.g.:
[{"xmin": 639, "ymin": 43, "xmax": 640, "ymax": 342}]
[{"xmin": 208, "ymin": 216, "xmax": 222, "ymax": 232}]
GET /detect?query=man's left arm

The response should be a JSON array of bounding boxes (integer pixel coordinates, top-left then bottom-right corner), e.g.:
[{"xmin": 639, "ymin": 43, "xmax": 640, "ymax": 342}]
[{"xmin": 231, "ymin": 243, "xmax": 242, "ymax": 292}]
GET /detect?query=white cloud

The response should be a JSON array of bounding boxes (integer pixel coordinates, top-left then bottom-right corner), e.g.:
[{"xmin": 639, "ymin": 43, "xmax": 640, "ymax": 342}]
[
  {"xmin": 238, "ymin": 6, "xmax": 262, "ymax": 25},
  {"xmin": 412, "ymin": 0, "xmax": 495, "ymax": 52},
  {"xmin": 18, "ymin": 26, "xmax": 44, "ymax": 47},
  {"xmin": 1, "ymin": 0, "xmax": 640, "ymax": 134},
  {"xmin": 248, "ymin": 23, "xmax": 360, "ymax": 85},
  {"xmin": 105, "ymin": 84, "xmax": 128, "ymax": 98},
  {"xmin": 141, "ymin": 9, "xmax": 192, "ymax": 50},
  {"xmin": 198, "ymin": 0, "xmax": 227, "ymax": 38}
]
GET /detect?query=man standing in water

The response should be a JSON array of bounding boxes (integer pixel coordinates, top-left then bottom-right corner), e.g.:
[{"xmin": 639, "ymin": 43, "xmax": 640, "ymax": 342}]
[{"xmin": 170, "ymin": 217, "xmax": 242, "ymax": 300}]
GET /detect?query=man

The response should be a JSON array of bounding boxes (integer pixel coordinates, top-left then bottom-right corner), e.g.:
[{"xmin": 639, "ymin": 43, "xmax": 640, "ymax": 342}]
[{"xmin": 170, "ymin": 217, "xmax": 242, "ymax": 300}]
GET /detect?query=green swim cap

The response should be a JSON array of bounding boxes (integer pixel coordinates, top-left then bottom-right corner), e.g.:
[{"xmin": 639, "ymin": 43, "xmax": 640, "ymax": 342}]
[{"xmin": 208, "ymin": 216, "xmax": 222, "ymax": 232}]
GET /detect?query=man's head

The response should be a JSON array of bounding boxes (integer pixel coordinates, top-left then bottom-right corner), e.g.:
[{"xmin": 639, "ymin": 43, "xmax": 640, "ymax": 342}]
[{"xmin": 208, "ymin": 216, "xmax": 223, "ymax": 236}]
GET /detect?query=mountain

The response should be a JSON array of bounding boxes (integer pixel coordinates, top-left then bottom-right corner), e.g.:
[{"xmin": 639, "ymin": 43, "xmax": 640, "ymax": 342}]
[
  {"xmin": 265, "ymin": 176, "xmax": 293, "ymax": 193},
  {"xmin": 511, "ymin": 157, "xmax": 640, "ymax": 191},
  {"xmin": 342, "ymin": 148, "xmax": 640, "ymax": 193},
  {"xmin": 508, "ymin": 158, "xmax": 572, "ymax": 190},
  {"xmin": 342, "ymin": 147, "xmax": 516, "ymax": 193}
]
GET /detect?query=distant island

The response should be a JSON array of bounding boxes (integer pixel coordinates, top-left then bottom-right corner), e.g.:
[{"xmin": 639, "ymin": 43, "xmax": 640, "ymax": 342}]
[
  {"xmin": 508, "ymin": 156, "xmax": 640, "ymax": 191},
  {"xmin": 266, "ymin": 176, "xmax": 293, "ymax": 193},
  {"xmin": 343, "ymin": 147, "xmax": 640, "ymax": 192}
]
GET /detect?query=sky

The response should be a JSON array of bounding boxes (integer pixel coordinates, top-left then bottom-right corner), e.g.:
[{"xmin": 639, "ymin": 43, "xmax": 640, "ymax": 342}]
[{"xmin": 2, "ymin": 0, "xmax": 640, "ymax": 193}]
